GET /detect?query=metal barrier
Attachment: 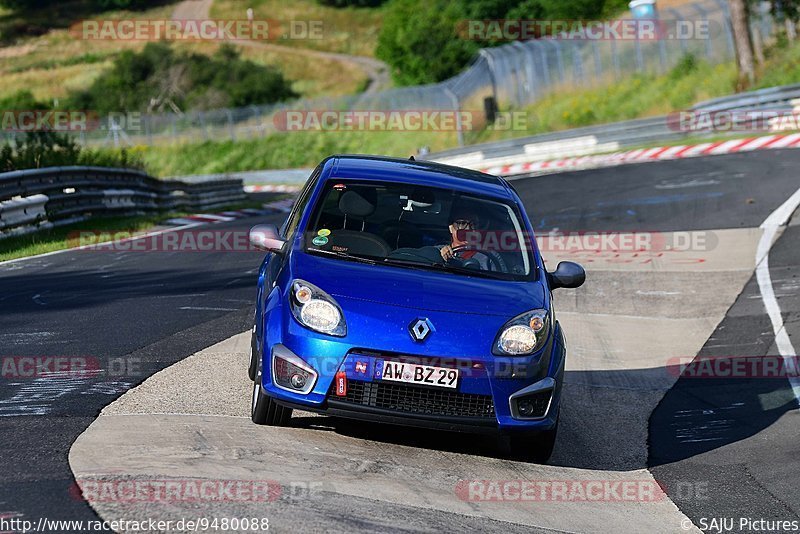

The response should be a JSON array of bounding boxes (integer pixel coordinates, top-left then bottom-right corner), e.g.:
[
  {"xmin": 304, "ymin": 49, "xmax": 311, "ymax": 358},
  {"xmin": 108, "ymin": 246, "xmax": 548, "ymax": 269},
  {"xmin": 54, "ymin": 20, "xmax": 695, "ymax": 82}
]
[
  {"xmin": 427, "ymin": 82, "xmax": 800, "ymax": 169},
  {"xmin": 691, "ymin": 82, "xmax": 800, "ymax": 111},
  {"xmin": 0, "ymin": 166, "xmax": 245, "ymax": 238}
]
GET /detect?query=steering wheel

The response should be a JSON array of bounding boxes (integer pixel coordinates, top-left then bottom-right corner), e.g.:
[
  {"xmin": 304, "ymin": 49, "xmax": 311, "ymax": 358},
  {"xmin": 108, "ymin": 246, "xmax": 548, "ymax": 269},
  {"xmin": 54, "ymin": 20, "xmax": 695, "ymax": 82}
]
[{"xmin": 449, "ymin": 244, "xmax": 509, "ymax": 273}]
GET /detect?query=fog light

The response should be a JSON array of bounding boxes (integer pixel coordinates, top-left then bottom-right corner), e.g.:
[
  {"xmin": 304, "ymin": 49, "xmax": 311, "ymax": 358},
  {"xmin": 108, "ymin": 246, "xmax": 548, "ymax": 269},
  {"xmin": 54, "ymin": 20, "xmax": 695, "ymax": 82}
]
[
  {"xmin": 271, "ymin": 345, "xmax": 317, "ymax": 395},
  {"xmin": 518, "ymin": 400, "xmax": 536, "ymax": 417},
  {"xmin": 290, "ymin": 373, "xmax": 307, "ymax": 389},
  {"xmin": 511, "ymin": 389, "xmax": 552, "ymax": 419}
]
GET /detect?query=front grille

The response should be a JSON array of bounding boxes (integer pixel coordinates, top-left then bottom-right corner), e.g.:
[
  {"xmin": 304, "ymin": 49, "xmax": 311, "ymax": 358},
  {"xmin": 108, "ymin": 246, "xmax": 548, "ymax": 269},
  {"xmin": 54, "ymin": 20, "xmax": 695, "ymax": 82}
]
[{"xmin": 332, "ymin": 379, "xmax": 495, "ymax": 419}]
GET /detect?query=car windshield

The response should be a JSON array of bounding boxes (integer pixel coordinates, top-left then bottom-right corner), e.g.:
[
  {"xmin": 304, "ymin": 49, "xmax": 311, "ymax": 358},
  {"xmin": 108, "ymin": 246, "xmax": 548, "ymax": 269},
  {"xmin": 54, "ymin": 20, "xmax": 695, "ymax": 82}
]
[{"xmin": 303, "ymin": 180, "xmax": 534, "ymax": 281}]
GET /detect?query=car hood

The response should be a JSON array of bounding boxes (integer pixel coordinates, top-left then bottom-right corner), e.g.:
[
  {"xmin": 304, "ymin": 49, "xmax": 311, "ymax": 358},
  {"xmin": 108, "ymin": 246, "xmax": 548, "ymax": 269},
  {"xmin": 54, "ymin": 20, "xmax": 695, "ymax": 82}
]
[{"xmin": 291, "ymin": 252, "xmax": 546, "ymax": 317}]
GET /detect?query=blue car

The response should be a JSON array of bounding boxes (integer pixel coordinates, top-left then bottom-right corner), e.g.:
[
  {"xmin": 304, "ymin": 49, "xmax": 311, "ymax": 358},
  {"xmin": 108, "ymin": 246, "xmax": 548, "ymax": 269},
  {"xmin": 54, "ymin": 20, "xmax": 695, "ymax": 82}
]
[{"xmin": 248, "ymin": 155, "xmax": 585, "ymax": 462}]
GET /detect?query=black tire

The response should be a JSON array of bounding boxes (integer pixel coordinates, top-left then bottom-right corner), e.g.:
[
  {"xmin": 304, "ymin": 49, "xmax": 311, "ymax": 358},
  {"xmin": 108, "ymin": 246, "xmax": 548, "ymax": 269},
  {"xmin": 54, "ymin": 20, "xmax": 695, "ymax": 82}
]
[
  {"xmin": 251, "ymin": 358, "xmax": 292, "ymax": 426},
  {"xmin": 248, "ymin": 329, "xmax": 258, "ymax": 381},
  {"xmin": 501, "ymin": 419, "xmax": 559, "ymax": 463}
]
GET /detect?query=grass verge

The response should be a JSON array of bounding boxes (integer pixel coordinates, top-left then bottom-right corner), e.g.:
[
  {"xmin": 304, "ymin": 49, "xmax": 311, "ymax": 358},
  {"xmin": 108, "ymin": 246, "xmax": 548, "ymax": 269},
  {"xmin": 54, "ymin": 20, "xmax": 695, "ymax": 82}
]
[
  {"xmin": 465, "ymin": 59, "xmax": 738, "ymax": 146},
  {"xmin": 123, "ymin": 57, "xmax": 737, "ymax": 176},
  {"xmin": 132, "ymin": 129, "xmax": 459, "ymax": 176},
  {"xmin": 210, "ymin": 0, "xmax": 383, "ymax": 57},
  {"xmin": 0, "ymin": 200, "xmax": 265, "ymax": 262},
  {"xmin": 0, "ymin": 0, "xmax": 378, "ymax": 103}
]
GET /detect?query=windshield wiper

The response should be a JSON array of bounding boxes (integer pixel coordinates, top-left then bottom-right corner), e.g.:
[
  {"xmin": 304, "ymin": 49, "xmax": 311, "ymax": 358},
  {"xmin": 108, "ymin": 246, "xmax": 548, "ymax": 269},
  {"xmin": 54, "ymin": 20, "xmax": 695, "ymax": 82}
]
[
  {"xmin": 382, "ymin": 257, "xmax": 441, "ymax": 269},
  {"xmin": 308, "ymin": 248, "xmax": 378, "ymax": 265}
]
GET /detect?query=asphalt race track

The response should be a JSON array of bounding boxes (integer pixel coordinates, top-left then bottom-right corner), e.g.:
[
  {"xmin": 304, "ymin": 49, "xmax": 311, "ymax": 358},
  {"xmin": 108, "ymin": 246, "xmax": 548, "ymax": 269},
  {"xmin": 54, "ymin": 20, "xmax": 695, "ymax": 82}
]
[
  {"xmin": 0, "ymin": 216, "xmax": 283, "ymax": 528},
  {"xmin": 2, "ymin": 149, "xmax": 800, "ymax": 533}
]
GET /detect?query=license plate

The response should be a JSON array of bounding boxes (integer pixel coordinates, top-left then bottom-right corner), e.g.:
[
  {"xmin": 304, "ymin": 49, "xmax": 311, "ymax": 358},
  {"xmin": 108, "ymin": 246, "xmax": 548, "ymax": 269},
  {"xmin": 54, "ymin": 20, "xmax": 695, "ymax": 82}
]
[{"xmin": 378, "ymin": 360, "xmax": 458, "ymax": 389}]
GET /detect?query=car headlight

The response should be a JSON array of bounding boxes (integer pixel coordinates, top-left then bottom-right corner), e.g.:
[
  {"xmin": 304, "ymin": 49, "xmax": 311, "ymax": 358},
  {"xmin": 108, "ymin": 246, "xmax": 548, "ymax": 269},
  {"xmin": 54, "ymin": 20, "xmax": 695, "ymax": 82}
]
[
  {"xmin": 493, "ymin": 309, "xmax": 549, "ymax": 356},
  {"xmin": 289, "ymin": 280, "xmax": 346, "ymax": 336}
]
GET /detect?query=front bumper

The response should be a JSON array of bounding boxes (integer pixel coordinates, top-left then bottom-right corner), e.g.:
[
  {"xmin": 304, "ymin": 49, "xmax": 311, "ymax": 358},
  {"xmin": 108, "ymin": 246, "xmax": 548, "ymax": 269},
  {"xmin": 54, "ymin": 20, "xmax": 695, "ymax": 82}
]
[
  {"xmin": 260, "ymin": 320, "xmax": 567, "ymax": 434},
  {"xmin": 273, "ymin": 397, "xmax": 500, "ymax": 434}
]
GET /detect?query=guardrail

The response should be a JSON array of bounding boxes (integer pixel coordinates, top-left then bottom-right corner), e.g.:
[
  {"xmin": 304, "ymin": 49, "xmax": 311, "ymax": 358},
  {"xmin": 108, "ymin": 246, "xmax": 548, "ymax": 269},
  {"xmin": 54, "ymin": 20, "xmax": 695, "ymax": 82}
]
[
  {"xmin": 0, "ymin": 166, "xmax": 245, "ymax": 238},
  {"xmin": 427, "ymin": 83, "xmax": 800, "ymax": 171},
  {"xmin": 691, "ymin": 83, "xmax": 800, "ymax": 112}
]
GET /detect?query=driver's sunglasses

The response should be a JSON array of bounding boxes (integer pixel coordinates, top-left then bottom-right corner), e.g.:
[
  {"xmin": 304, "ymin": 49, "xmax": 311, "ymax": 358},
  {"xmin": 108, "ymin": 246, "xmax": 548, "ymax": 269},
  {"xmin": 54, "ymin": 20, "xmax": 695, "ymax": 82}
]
[{"xmin": 453, "ymin": 219, "xmax": 474, "ymax": 229}]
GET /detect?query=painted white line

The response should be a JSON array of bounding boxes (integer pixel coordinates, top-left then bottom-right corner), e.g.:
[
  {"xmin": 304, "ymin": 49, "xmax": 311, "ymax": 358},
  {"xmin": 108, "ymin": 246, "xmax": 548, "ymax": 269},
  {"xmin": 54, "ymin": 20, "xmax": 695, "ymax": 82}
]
[
  {"xmin": 0, "ymin": 222, "xmax": 204, "ymax": 267},
  {"xmin": 186, "ymin": 214, "xmax": 234, "ymax": 222},
  {"xmin": 756, "ymin": 186, "xmax": 800, "ymax": 405}
]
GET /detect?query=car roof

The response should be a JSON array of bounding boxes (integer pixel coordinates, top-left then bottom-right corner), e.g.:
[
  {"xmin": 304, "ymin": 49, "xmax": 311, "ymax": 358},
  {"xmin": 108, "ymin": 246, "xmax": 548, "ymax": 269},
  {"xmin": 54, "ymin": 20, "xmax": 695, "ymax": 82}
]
[{"xmin": 321, "ymin": 155, "xmax": 514, "ymax": 200}]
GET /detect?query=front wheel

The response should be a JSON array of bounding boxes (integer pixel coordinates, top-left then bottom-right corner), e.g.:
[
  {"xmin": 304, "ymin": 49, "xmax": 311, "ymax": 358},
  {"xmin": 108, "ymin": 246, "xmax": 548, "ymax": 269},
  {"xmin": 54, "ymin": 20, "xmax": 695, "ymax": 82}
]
[
  {"xmin": 501, "ymin": 418, "xmax": 559, "ymax": 463},
  {"xmin": 251, "ymin": 358, "xmax": 292, "ymax": 426},
  {"xmin": 248, "ymin": 329, "xmax": 258, "ymax": 381}
]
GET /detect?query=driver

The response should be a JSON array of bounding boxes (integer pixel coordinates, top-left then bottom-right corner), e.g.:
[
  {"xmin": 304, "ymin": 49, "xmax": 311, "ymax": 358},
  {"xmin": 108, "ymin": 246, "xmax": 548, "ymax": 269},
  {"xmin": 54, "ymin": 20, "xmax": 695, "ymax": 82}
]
[{"xmin": 439, "ymin": 217, "xmax": 492, "ymax": 270}]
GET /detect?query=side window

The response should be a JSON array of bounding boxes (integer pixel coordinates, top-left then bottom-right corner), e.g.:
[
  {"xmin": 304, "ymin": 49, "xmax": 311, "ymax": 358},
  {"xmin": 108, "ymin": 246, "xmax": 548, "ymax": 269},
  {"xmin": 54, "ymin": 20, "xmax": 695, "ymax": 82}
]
[{"xmin": 282, "ymin": 166, "xmax": 321, "ymax": 238}]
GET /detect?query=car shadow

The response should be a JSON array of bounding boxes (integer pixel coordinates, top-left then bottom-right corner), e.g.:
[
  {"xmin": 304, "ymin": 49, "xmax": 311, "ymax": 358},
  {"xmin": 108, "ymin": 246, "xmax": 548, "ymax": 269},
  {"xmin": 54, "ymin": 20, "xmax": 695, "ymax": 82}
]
[{"xmin": 279, "ymin": 363, "xmax": 799, "ymax": 471}]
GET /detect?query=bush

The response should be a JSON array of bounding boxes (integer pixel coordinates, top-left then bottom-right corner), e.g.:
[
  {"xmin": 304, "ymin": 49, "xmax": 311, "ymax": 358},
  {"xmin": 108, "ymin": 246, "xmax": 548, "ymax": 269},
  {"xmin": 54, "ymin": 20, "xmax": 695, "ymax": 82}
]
[
  {"xmin": 377, "ymin": 0, "xmax": 633, "ymax": 85},
  {"xmin": 0, "ymin": 90, "xmax": 48, "ymax": 111},
  {"xmin": 0, "ymin": 133, "xmax": 144, "ymax": 172},
  {"xmin": 377, "ymin": 0, "xmax": 477, "ymax": 85},
  {"xmin": 67, "ymin": 42, "xmax": 298, "ymax": 114},
  {"xmin": 316, "ymin": 0, "xmax": 386, "ymax": 5},
  {"xmin": 0, "ymin": 0, "xmax": 161, "ymax": 10},
  {"xmin": 668, "ymin": 53, "xmax": 699, "ymax": 80}
]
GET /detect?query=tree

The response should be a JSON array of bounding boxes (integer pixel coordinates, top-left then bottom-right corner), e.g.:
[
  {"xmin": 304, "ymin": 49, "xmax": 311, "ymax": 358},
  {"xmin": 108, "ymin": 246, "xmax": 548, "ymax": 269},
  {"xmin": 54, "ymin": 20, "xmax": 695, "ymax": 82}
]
[
  {"xmin": 376, "ymin": 0, "xmax": 478, "ymax": 85},
  {"xmin": 376, "ymin": 0, "xmax": 635, "ymax": 86},
  {"xmin": 728, "ymin": 0, "xmax": 755, "ymax": 86}
]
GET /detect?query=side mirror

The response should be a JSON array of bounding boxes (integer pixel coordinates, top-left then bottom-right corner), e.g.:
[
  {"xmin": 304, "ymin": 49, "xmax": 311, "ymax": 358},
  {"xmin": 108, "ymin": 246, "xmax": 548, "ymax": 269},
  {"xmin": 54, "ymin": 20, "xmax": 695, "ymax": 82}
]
[
  {"xmin": 547, "ymin": 261, "xmax": 585, "ymax": 289},
  {"xmin": 250, "ymin": 224, "xmax": 286, "ymax": 254}
]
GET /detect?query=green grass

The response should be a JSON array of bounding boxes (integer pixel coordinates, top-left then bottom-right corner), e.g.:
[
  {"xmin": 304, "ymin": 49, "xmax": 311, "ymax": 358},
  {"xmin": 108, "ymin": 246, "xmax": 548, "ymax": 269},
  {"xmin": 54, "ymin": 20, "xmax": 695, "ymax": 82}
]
[
  {"xmin": 0, "ymin": 0, "xmax": 376, "ymax": 104},
  {"xmin": 210, "ymin": 0, "xmax": 384, "ymax": 57},
  {"xmin": 465, "ymin": 59, "xmax": 739, "ymax": 145},
  {"xmin": 23, "ymin": 41, "xmax": 800, "ymax": 178},
  {"xmin": 134, "ymin": 129, "xmax": 459, "ymax": 176},
  {"xmin": 0, "ymin": 213, "xmax": 178, "ymax": 262},
  {"xmin": 0, "ymin": 200, "xmax": 265, "ymax": 262},
  {"xmin": 128, "ymin": 56, "xmax": 740, "ymax": 176},
  {"xmin": 754, "ymin": 36, "xmax": 800, "ymax": 88}
]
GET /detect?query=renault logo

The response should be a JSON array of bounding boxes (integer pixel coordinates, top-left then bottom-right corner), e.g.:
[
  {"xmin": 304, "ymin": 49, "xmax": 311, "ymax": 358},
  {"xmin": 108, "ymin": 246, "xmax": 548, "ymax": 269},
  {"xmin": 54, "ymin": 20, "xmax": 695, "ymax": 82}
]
[{"xmin": 409, "ymin": 318, "xmax": 434, "ymax": 342}]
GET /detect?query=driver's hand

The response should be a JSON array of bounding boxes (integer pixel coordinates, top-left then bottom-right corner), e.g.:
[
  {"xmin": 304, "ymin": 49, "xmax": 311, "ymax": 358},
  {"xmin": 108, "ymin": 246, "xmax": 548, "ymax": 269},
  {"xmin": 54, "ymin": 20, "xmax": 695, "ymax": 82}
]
[{"xmin": 440, "ymin": 245, "xmax": 455, "ymax": 261}]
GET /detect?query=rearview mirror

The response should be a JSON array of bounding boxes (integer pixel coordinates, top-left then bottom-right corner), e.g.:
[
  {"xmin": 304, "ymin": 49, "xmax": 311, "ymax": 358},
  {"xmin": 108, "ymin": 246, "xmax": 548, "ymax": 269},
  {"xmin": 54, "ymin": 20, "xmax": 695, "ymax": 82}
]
[
  {"xmin": 547, "ymin": 261, "xmax": 585, "ymax": 289},
  {"xmin": 250, "ymin": 224, "xmax": 286, "ymax": 254}
]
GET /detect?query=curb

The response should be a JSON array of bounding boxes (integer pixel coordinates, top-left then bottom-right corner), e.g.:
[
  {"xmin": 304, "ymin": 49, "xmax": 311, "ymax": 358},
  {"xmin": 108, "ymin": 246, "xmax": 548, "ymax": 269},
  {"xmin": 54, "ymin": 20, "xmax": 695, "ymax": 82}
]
[{"xmin": 482, "ymin": 133, "xmax": 800, "ymax": 176}]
